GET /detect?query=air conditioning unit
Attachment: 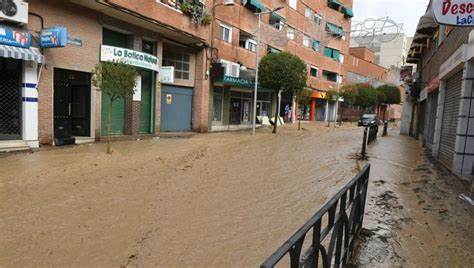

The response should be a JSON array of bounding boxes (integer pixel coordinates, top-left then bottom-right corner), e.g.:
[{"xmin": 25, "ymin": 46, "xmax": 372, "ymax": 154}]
[
  {"xmin": 0, "ymin": 0, "xmax": 28, "ymax": 25},
  {"xmin": 220, "ymin": 59, "xmax": 240, "ymax": 78}
]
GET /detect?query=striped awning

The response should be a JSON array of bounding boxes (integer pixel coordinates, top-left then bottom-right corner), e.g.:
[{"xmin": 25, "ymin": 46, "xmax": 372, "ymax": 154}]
[{"xmin": 0, "ymin": 45, "xmax": 44, "ymax": 63}]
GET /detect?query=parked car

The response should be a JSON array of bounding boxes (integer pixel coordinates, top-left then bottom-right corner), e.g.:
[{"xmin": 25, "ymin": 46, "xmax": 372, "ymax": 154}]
[{"xmin": 358, "ymin": 114, "xmax": 378, "ymax": 127}]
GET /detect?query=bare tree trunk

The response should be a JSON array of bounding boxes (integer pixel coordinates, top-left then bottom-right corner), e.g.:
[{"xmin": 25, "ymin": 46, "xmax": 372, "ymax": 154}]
[
  {"xmin": 273, "ymin": 90, "xmax": 282, "ymax": 134},
  {"xmin": 106, "ymin": 99, "xmax": 113, "ymax": 154}
]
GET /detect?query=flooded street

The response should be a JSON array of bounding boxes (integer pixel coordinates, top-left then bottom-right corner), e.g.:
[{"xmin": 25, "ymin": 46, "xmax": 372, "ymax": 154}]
[{"xmin": 1, "ymin": 123, "xmax": 473, "ymax": 267}]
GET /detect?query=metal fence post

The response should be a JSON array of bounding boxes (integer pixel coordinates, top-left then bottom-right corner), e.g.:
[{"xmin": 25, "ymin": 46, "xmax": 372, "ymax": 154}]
[
  {"xmin": 361, "ymin": 127, "xmax": 367, "ymax": 156},
  {"xmin": 382, "ymin": 121, "xmax": 388, "ymax": 136}
]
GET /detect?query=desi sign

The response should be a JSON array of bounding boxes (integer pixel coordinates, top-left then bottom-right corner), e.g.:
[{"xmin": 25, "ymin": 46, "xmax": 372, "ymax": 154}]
[
  {"xmin": 100, "ymin": 45, "xmax": 159, "ymax": 72},
  {"xmin": 433, "ymin": 0, "xmax": 473, "ymax": 26},
  {"xmin": 40, "ymin": 27, "xmax": 68, "ymax": 48},
  {"xmin": 0, "ymin": 26, "xmax": 30, "ymax": 48}
]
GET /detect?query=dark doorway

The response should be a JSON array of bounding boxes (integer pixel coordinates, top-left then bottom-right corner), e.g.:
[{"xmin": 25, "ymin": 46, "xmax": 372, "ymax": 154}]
[
  {"xmin": 54, "ymin": 69, "xmax": 91, "ymax": 142},
  {"xmin": 230, "ymin": 98, "xmax": 241, "ymax": 124},
  {"xmin": 0, "ymin": 58, "xmax": 22, "ymax": 140}
]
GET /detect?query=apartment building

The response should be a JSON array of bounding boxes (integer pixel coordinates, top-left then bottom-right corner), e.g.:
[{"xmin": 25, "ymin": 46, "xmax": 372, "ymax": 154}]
[
  {"xmin": 209, "ymin": 0, "xmax": 353, "ymax": 129},
  {"xmin": 0, "ymin": 0, "xmax": 213, "ymax": 150},
  {"xmin": 351, "ymin": 33, "xmax": 411, "ymax": 69}
]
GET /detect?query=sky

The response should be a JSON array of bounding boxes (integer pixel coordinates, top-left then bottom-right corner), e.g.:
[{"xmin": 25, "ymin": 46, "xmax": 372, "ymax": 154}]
[{"xmin": 352, "ymin": 0, "xmax": 430, "ymax": 37}]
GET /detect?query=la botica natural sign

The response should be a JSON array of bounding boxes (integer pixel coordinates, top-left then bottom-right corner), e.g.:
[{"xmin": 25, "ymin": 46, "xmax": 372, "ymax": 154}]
[
  {"xmin": 100, "ymin": 45, "xmax": 159, "ymax": 72},
  {"xmin": 432, "ymin": 0, "xmax": 473, "ymax": 26}
]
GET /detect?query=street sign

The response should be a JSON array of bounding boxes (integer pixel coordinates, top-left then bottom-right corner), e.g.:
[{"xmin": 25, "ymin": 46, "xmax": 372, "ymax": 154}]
[{"xmin": 432, "ymin": 0, "xmax": 473, "ymax": 26}]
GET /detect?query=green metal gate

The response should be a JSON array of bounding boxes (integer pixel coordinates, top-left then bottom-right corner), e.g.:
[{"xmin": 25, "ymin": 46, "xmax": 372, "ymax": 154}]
[{"xmin": 140, "ymin": 70, "xmax": 153, "ymax": 133}]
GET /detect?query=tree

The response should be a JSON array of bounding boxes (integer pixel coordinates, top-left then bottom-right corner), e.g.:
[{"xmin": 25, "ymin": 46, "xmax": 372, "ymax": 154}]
[
  {"xmin": 92, "ymin": 61, "xmax": 137, "ymax": 154},
  {"xmin": 296, "ymin": 88, "xmax": 312, "ymax": 130},
  {"xmin": 340, "ymin": 83, "xmax": 377, "ymax": 111},
  {"xmin": 376, "ymin": 84, "xmax": 401, "ymax": 121},
  {"xmin": 258, "ymin": 52, "xmax": 307, "ymax": 133}
]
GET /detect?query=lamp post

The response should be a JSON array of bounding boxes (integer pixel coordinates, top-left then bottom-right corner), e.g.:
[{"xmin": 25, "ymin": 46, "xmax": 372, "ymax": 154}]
[{"xmin": 252, "ymin": 6, "xmax": 284, "ymax": 136}]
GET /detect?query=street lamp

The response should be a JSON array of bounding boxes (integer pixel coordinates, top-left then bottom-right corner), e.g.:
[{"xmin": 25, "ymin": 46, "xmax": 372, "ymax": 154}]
[{"xmin": 252, "ymin": 6, "xmax": 284, "ymax": 136}]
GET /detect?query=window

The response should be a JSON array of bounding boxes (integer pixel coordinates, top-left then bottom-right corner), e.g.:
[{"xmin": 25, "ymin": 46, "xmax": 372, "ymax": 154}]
[
  {"xmin": 220, "ymin": 24, "xmax": 232, "ymax": 43},
  {"xmin": 142, "ymin": 40, "xmax": 155, "ymax": 55},
  {"xmin": 287, "ymin": 27, "xmax": 295, "ymax": 40},
  {"xmin": 289, "ymin": 0, "xmax": 297, "ymax": 10},
  {"xmin": 159, "ymin": 0, "xmax": 182, "ymax": 10},
  {"xmin": 311, "ymin": 40, "xmax": 320, "ymax": 52},
  {"xmin": 239, "ymin": 31, "xmax": 257, "ymax": 52},
  {"xmin": 324, "ymin": 47, "xmax": 340, "ymax": 61},
  {"xmin": 314, "ymin": 13, "xmax": 323, "ymax": 25},
  {"xmin": 162, "ymin": 50, "xmax": 191, "ymax": 80},
  {"xmin": 269, "ymin": 13, "xmax": 285, "ymax": 31},
  {"xmin": 305, "ymin": 7, "xmax": 313, "ymax": 18},
  {"xmin": 322, "ymin": 70, "xmax": 339, "ymax": 82},
  {"xmin": 267, "ymin": 46, "xmax": 281, "ymax": 54},
  {"xmin": 310, "ymin": 66, "xmax": 319, "ymax": 77},
  {"xmin": 213, "ymin": 88, "xmax": 223, "ymax": 122},
  {"xmin": 303, "ymin": 35, "xmax": 311, "ymax": 47}
]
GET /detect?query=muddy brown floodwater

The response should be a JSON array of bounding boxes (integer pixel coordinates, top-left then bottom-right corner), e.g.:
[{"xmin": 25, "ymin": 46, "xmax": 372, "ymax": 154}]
[{"xmin": 0, "ymin": 123, "xmax": 472, "ymax": 267}]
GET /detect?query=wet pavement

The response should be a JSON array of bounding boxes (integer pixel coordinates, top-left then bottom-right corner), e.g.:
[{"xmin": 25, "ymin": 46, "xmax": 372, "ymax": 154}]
[
  {"xmin": 0, "ymin": 123, "xmax": 472, "ymax": 267},
  {"xmin": 350, "ymin": 127, "xmax": 474, "ymax": 267}
]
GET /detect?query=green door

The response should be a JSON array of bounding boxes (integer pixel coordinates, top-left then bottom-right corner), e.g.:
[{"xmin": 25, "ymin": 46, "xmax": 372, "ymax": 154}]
[
  {"xmin": 140, "ymin": 71, "xmax": 153, "ymax": 133},
  {"xmin": 100, "ymin": 28, "xmax": 130, "ymax": 136},
  {"xmin": 101, "ymin": 96, "xmax": 125, "ymax": 135}
]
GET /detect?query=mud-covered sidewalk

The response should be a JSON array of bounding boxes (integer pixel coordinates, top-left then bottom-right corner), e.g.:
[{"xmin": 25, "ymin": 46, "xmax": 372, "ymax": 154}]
[{"xmin": 351, "ymin": 128, "xmax": 474, "ymax": 267}]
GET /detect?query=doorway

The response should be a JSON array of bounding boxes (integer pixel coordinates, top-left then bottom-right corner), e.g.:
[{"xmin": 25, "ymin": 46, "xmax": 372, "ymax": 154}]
[
  {"xmin": 0, "ymin": 58, "xmax": 22, "ymax": 140},
  {"xmin": 230, "ymin": 98, "xmax": 242, "ymax": 124},
  {"xmin": 54, "ymin": 69, "xmax": 91, "ymax": 142}
]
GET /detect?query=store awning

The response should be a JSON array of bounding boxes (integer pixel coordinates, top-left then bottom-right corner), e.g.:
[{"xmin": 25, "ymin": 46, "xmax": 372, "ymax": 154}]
[
  {"xmin": 328, "ymin": 0, "xmax": 343, "ymax": 9},
  {"xmin": 416, "ymin": 9, "xmax": 437, "ymax": 35},
  {"xmin": 242, "ymin": 0, "xmax": 268, "ymax": 12},
  {"xmin": 341, "ymin": 6, "xmax": 354, "ymax": 18},
  {"xmin": 326, "ymin": 23, "xmax": 344, "ymax": 37},
  {"xmin": 0, "ymin": 45, "xmax": 44, "ymax": 63}
]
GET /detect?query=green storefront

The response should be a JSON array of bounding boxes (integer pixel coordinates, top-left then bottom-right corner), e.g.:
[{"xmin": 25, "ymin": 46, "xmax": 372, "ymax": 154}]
[
  {"xmin": 100, "ymin": 28, "xmax": 157, "ymax": 136},
  {"xmin": 210, "ymin": 64, "xmax": 276, "ymax": 129}
]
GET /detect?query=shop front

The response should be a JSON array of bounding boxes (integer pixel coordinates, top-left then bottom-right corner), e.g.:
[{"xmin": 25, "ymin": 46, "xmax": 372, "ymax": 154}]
[
  {"xmin": 309, "ymin": 91, "xmax": 328, "ymax": 122},
  {"xmin": 210, "ymin": 64, "xmax": 275, "ymax": 131},
  {"xmin": 0, "ymin": 24, "xmax": 44, "ymax": 150}
]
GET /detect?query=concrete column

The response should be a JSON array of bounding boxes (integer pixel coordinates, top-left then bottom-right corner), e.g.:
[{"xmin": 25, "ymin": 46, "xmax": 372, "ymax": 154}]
[
  {"xmin": 22, "ymin": 61, "xmax": 39, "ymax": 148},
  {"xmin": 192, "ymin": 48, "xmax": 210, "ymax": 132},
  {"xmin": 310, "ymin": 99, "xmax": 316, "ymax": 121},
  {"xmin": 453, "ymin": 61, "xmax": 474, "ymax": 178},
  {"xmin": 432, "ymin": 80, "xmax": 446, "ymax": 158}
]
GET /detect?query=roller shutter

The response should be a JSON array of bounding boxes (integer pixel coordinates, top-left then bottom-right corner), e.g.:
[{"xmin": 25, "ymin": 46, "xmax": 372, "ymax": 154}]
[{"xmin": 439, "ymin": 71, "xmax": 462, "ymax": 169}]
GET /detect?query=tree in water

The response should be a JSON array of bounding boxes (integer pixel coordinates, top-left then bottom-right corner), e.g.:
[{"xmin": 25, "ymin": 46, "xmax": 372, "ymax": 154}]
[
  {"xmin": 258, "ymin": 52, "xmax": 307, "ymax": 133},
  {"xmin": 92, "ymin": 61, "xmax": 137, "ymax": 154}
]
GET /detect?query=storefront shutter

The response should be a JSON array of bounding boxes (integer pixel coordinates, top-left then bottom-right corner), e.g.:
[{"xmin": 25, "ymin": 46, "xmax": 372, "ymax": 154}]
[{"xmin": 439, "ymin": 71, "xmax": 462, "ymax": 169}]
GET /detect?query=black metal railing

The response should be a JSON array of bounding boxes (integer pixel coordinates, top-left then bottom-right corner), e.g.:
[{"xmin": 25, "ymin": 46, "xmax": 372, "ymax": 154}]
[
  {"xmin": 367, "ymin": 124, "xmax": 378, "ymax": 144},
  {"xmin": 261, "ymin": 164, "xmax": 371, "ymax": 268}
]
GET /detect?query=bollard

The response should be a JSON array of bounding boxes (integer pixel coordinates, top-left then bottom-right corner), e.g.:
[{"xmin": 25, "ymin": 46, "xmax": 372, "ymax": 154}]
[
  {"xmin": 382, "ymin": 121, "xmax": 388, "ymax": 136},
  {"xmin": 361, "ymin": 127, "xmax": 368, "ymax": 156}
]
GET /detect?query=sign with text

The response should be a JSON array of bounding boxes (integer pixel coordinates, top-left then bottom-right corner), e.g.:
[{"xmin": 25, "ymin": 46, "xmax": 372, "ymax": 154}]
[
  {"xmin": 432, "ymin": 0, "xmax": 473, "ymax": 26},
  {"xmin": 0, "ymin": 26, "xmax": 30, "ymax": 48},
  {"xmin": 100, "ymin": 45, "xmax": 159, "ymax": 72},
  {"xmin": 160, "ymin": 66, "xmax": 174, "ymax": 83},
  {"xmin": 40, "ymin": 27, "xmax": 68, "ymax": 48}
]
